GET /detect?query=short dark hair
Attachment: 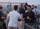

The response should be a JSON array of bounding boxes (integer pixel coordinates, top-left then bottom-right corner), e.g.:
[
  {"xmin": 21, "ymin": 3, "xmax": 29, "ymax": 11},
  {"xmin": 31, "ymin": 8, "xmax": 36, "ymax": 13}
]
[
  {"xmin": 14, "ymin": 5, "xmax": 18, "ymax": 10},
  {"xmin": 25, "ymin": 3, "xmax": 28, "ymax": 6}
]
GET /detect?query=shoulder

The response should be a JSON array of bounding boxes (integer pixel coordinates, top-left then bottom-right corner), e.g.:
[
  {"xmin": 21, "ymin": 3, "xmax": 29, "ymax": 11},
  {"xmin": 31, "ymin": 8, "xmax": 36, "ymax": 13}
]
[
  {"xmin": 9, "ymin": 10, "xmax": 15, "ymax": 14},
  {"xmin": 7, "ymin": 11, "xmax": 13, "ymax": 16}
]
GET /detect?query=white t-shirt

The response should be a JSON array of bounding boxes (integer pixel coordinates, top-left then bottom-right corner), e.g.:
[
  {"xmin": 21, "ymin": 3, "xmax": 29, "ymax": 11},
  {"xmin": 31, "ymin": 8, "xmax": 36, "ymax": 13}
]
[{"xmin": 7, "ymin": 10, "xmax": 21, "ymax": 27}]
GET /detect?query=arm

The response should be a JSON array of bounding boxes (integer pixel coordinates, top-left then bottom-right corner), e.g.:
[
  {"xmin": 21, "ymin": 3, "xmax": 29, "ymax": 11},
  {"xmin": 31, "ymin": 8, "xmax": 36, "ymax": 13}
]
[
  {"xmin": 18, "ymin": 14, "xmax": 25, "ymax": 29},
  {"xmin": 5, "ymin": 14, "xmax": 10, "ymax": 27}
]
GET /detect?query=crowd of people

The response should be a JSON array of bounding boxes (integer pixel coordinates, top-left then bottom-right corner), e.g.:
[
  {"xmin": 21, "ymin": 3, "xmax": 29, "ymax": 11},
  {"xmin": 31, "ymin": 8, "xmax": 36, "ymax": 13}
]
[{"xmin": 0, "ymin": 3, "xmax": 39, "ymax": 29}]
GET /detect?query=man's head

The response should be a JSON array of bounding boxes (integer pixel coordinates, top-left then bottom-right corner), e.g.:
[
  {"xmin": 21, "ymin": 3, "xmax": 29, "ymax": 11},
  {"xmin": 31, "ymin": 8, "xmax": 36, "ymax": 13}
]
[
  {"xmin": 14, "ymin": 5, "xmax": 18, "ymax": 10},
  {"xmin": 24, "ymin": 3, "xmax": 28, "ymax": 10},
  {"xmin": 25, "ymin": 3, "xmax": 28, "ymax": 6}
]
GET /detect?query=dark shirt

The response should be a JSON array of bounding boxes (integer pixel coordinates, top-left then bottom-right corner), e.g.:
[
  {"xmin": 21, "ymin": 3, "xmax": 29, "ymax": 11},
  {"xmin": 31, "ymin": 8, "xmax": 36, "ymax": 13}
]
[
  {"xmin": 23, "ymin": 11, "xmax": 36, "ymax": 23},
  {"xmin": 0, "ymin": 11, "xmax": 4, "ymax": 17},
  {"xmin": 19, "ymin": 8, "xmax": 25, "ymax": 14}
]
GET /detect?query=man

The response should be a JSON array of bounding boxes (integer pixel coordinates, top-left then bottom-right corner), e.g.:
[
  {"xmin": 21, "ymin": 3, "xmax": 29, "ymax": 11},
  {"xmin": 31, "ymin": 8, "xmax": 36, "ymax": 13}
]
[
  {"xmin": 23, "ymin": 5, "xmax": 36, "ymax": 29},
  {"xmin": 19, "ymin": 3, "xmax": 25, "ymax": 15},
  {"xmin": 7, "ymin": 5, "xmax": 22, "ymax": 29},
  {"xmin": 0, "ymin": 5, "xmax": 6, "ymax": 29}
]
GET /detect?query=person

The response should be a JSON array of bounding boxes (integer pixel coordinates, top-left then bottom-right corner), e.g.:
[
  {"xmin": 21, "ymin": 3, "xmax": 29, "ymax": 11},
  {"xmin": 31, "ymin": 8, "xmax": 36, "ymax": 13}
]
[
  {"xmin": 19, "ymin": 3, "xmax": 25, "ymax": 15},
  {"xmin": 23, "ymin": 5, "xmax": 36, "ymax": 29},
  {"xmin": 0, "ymin": 6, "xmax": 6, "ymax": 29},
  {"xmin": 7, "ymin": 5, "xmax": 22, "ymax": 29},
  {"xmin": 31, "ymin": 5, "xmax": 37, "ymax": 15},
  {"xmin": 24, "ymin": 3, "xmax": 28, "ymax": 10}
]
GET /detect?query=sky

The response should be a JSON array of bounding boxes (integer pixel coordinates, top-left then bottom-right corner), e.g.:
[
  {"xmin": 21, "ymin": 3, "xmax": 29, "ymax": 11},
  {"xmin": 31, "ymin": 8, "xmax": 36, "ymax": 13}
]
[
  {"xmin": 0, "ymin": 0, "xmax": 40, "ymax": 5},
  {"xmin": 26, "ymin": 0, "xmax": 40, "ymax": 5},
  {"xmin": 0, "ymin": 0, "xmax": 9, "ymax": 2}
]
